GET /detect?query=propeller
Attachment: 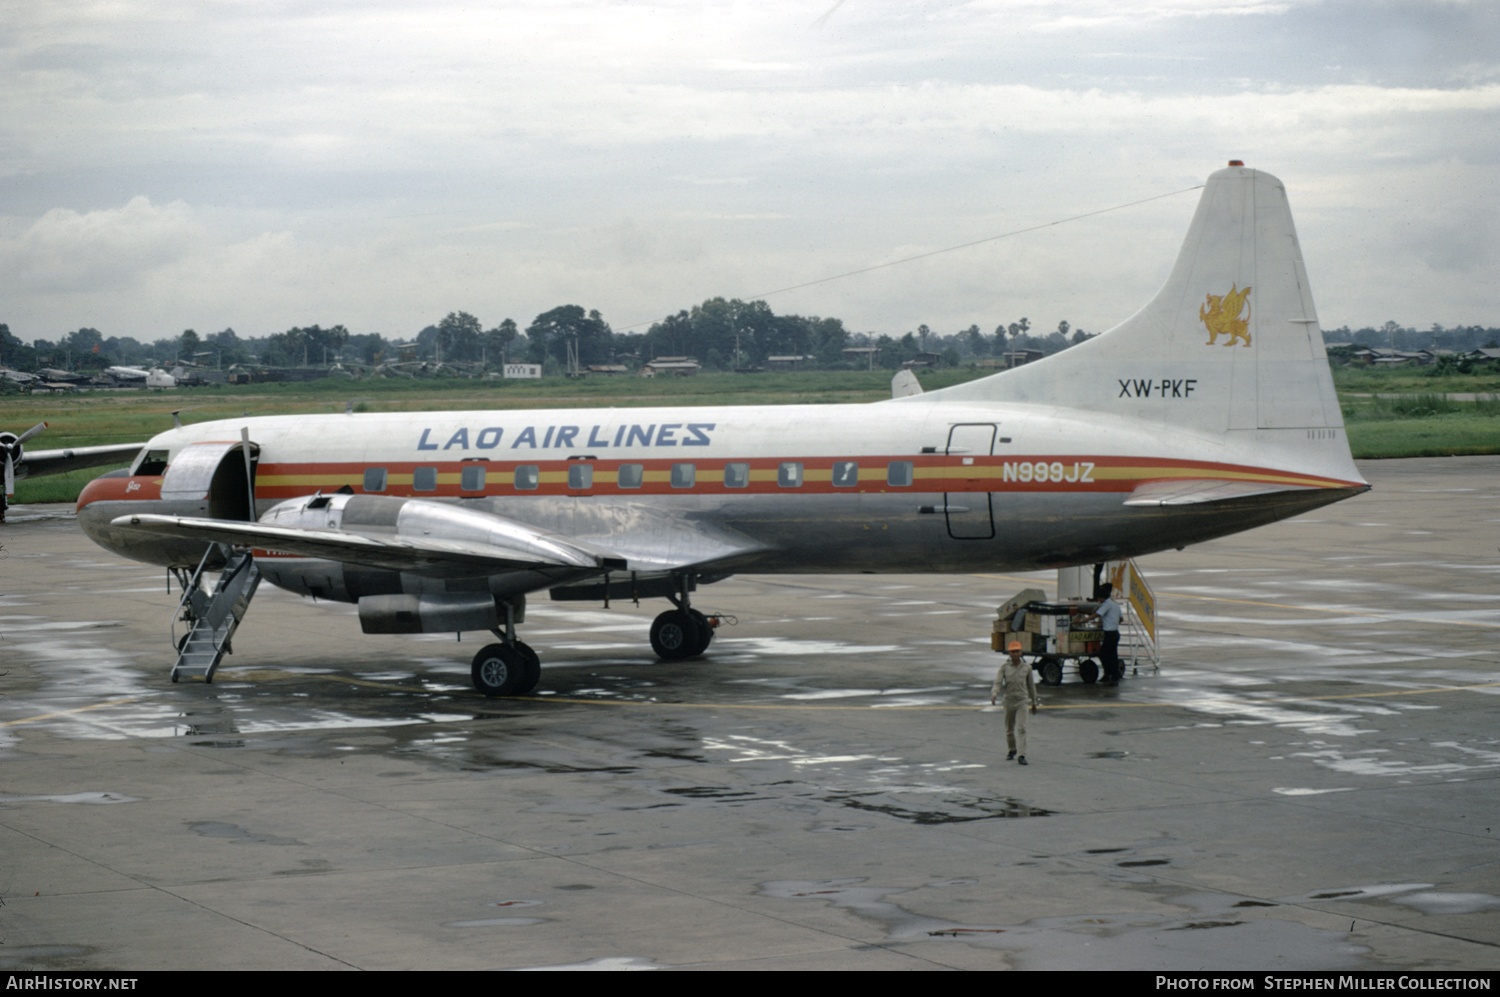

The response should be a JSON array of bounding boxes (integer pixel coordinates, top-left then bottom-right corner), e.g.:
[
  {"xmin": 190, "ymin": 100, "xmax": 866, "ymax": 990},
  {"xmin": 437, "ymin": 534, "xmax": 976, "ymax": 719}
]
[{"xmin": 2, "ymin": 422, "xmax": 47, "ymax": 496}]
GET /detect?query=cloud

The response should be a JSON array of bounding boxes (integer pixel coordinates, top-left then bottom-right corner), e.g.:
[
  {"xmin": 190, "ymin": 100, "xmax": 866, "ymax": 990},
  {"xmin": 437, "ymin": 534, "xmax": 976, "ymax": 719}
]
[{"xmin": 3, "ymin": 197, "xmax": 204, "ymax": 292}]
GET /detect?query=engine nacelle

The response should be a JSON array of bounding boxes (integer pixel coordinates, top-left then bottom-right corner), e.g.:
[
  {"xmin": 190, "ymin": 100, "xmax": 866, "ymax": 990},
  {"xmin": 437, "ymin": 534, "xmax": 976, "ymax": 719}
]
[
  {"xmin": 254, "ymin": 493, "xmax": 575, "ymax": 631},
  {"xmin": 356, "ymin": 592, "xmax": 524, "ymax": 635}
]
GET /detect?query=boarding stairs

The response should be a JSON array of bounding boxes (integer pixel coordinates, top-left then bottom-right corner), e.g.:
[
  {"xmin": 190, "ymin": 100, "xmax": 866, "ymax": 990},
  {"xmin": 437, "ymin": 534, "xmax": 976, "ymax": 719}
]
[
  {"xmin": 1116, "ymin": 562, "xmax": 1160, "ymax": 675},
  {"xmin": 171, "ymin": 544, "xmax": 260, "ymax": 684}
]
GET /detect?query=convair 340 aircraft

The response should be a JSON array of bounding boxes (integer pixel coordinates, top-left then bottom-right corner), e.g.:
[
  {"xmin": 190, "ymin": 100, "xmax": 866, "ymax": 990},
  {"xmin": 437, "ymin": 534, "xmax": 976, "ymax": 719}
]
[{"xmin": 76, "ymin": 164, "xmax": 1368, "ymax": 696}]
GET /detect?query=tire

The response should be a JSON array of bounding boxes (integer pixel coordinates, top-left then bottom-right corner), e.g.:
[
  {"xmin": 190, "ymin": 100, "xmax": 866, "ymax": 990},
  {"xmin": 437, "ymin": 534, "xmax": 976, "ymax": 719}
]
[
  {"xmin": 471, "ymin": 643, "xmax": 529, "ymax": 697},
  {"xmin": 1078, "ymin": 658, "xmax": 1099, "ymax": 685},
  {"xmin": 1039, "ymin": 658, "xmax": 1064, "ymax": 687},
  {"xmin": 514, "ymin": 640, "xmax": 542, "ymax": 694},
  {"xmin": 651, "ymin": 610, "xmax": 702, "ymax": 660},
  {"xmin": 686, "ymin": 610, "xmax": 714, "ymax": 656}
]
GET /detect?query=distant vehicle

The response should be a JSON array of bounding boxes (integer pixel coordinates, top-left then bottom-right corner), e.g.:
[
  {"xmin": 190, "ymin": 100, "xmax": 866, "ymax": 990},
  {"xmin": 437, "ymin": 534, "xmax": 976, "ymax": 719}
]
[{"xmin": 77, "ymin": 164, "xmax": 1368, "ymax": 696}]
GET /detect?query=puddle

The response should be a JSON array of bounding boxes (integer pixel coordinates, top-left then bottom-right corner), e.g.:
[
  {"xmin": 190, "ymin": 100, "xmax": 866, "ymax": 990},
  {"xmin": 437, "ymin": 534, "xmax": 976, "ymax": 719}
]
[
  {"xmin": 820, "ymin": 790, "xmax": 1051, "ymax": 823},
  {"xmin": 761, "ymin": 879, "xmax": 1371, "ymax": 970},
  {"xmin": 188, "ymin": 821, "xmax": 303, "ymax": 845},
  {"xmin": 1389, "ymin": 892, "xmax": 1500, "ymax": 916},
  {"xmin": 511, "ymin": 956, "xmax": 661, "ymax": 970},
  {"xmin": 0, "ymin": 791, "xmax": 140, "ymax": 805}
]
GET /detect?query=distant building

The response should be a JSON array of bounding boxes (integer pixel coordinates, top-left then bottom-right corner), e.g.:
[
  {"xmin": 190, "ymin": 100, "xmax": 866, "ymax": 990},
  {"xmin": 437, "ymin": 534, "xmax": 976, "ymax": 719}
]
[{"xmin": 640, "ymin": 359, "xmax": 701, "ymax": 377}]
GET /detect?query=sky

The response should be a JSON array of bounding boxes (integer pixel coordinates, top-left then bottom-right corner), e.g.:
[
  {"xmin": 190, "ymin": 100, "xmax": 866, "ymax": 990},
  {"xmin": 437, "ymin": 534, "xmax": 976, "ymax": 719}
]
[{"xmin": 2, "ymin": 0, "xmax": 1496, "ymax": 347}]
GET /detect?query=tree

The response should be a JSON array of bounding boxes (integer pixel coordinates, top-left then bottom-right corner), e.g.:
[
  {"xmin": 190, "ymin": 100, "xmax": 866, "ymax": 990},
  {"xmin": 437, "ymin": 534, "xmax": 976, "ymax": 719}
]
[
  {"xmin": 206, "ymin": 327, "xmax": 251, "ymax": 367},
  {"xmin": 963, "ymin": 324, "xmax": 987, "ymax": 357},
  {"xmin": 525, "ymin": 306, "xmax": 613, "ymax": 367},
  {"xmin": 0, "ymin": 324, "xmax": 38, "ymax": 371},
  {"xmin": 483, "ymin": 318, "xmax": 519, "ymax": 366},
  {"xmin": 178, "ymin": 328, "xmax": 200, "ymax": 362},
  {"xmin": 263, "ymin": 324, "xmax": 349, "ymax": 367},
  {"xmin": 435, "ymin": 311, "xmax": 482, "ymax": 363}
]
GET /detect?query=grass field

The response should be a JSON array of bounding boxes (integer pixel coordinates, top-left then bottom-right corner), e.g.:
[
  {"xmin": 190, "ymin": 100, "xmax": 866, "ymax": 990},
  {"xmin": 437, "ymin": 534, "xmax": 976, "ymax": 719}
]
[{"xmin": 5, "ymin": 365, "xmax": 1496, "ymax": 503}]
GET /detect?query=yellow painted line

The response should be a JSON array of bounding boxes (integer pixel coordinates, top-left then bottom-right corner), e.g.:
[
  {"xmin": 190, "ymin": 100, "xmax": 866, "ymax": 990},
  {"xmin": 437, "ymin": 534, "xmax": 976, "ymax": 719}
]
[
  {"xmin": 216, "ymin": 670, "xmax": 431, "ymax": 692},
  {"xmin": 971, "ymin": 574, "xmax": 1500, "ymax": 630},
  {"xmin": 2, "ymin": 697, "xmax": 138, "ymax": 727},
  {"xmin": 204, "ymin": 671, "xmax": 1500, "ymax": 712},
  {"xmin": 1037, "ymin": 681, "xmax": 1500, "ymax": 711}
]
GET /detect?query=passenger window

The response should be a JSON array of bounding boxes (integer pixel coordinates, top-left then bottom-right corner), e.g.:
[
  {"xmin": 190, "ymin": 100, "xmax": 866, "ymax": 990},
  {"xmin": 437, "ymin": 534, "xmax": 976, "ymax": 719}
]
[
  {"xmin": 568, "ymin": 464, "xmax": 593, "ymax": 489},
  {"xmin": 723, "ymin": 462, "xmax": 749, "ymax": 488},
  {"xmin": 413, "ymin": 467, "xmax": 437, "ymax": 492},
  {"xmin": 778, "ymin": 462, "xmax": 803, "ymax": 488},
  {"xmin": 460, "ymin": 465, "xmax": 486, "ymax": 492},
  {"xmin": 617, "ymin": 463, "xmax": 643, "ymax": 489},
  {"xmin": 832, "ymin": 461, "xmax": 859, "ymax": 487},
  {"xmin": 887, "ymin": 461, "xmax": 913, "ymax": 487},
  {"xmin": 514, "ymin": 465, "xmax": 539, "ymax": 490},
  {"xmin": 363, "ymin": 467, "xmax": 387, "ymax": 492},
  {"xmin": 671, "ymin": 463, "xmax": 696, "ymax": 488}
]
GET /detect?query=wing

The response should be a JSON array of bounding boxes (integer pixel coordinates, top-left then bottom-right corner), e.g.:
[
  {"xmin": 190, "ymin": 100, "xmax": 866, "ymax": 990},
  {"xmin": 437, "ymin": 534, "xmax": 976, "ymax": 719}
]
[
  {"xmin": 113, "ymin": 512, "xmax": 628, "ymax": 574},
  {"xmin": 19, "ymin": 443, "xmax": 143, "ymax": 481}
]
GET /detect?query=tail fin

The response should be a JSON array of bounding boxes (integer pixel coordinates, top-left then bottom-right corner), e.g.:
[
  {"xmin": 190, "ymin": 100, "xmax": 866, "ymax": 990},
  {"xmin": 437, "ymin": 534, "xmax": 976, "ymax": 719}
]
[{"xmin": 928, "ymin": 166, "xmax": 1348, "ymax": 445}]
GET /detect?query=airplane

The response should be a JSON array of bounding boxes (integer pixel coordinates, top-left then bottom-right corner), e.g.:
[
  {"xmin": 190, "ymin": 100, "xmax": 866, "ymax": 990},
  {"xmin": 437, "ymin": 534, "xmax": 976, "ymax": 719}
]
[
  {"xmin": 74, "ymin": 163, "xmax": 1369, "ymax": 696},
  {"xmin": 1, "ymin": 422, "xmax": 144, "ymax": 521},
  {"xmin": 105, "ymin": 365, "xmax": 177, "ymax": 388}
]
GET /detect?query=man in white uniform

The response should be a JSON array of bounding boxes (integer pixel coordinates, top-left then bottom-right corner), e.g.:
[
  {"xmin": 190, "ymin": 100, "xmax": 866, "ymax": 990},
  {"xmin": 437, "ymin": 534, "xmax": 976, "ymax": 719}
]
[
  {"xmin": 990, "ymin": 641, "xmax": 1039, "ymax": 765},
  {"xmin": 1089, "ymin": 583, "xmax": 1123, "ymax": 685}
]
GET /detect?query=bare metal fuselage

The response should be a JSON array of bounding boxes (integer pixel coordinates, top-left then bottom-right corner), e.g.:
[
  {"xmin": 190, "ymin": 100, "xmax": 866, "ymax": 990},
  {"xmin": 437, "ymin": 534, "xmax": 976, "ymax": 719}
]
[{"xmin": 76, "ymin": 396, "xmax": 1365, "ymax": 604}]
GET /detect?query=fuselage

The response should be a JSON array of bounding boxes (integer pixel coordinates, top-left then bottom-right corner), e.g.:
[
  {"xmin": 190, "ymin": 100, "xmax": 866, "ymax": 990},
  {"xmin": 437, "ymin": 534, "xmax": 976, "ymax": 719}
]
[{"xmin": 76, "ymin": 397, "xmax": 1367, "ymax": 600}]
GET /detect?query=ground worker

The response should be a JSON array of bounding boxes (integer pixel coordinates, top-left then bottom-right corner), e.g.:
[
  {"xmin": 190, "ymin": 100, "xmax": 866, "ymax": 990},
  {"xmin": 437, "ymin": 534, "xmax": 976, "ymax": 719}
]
[{"xmin": 990, "ymin": 640, "xmax": 1039, "ymax": 765}]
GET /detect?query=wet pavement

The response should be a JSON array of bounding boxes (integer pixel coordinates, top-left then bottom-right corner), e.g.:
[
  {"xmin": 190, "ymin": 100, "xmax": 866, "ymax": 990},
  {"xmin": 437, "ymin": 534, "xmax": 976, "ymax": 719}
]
[{"xmin": 1, "ymin": 456, "xmax": 1496, "ymax": 970}]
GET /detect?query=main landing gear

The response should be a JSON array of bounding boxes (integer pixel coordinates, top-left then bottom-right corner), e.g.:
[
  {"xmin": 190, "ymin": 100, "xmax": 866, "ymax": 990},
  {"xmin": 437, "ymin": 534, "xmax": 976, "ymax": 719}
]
[
  {"xmin": 469, "ymin": 574, "xmax": 720, "ymax": 696},
  {"xmin": 651, "ymin": 573, "xmax": 717, "ymax": 661},
  {"xmin": 470, "ymin": 640, "xmax": 541, "ymax": 697},
  {"xmin": 471, "ymin": 600, "xmax": 542, "ymax": 697}
]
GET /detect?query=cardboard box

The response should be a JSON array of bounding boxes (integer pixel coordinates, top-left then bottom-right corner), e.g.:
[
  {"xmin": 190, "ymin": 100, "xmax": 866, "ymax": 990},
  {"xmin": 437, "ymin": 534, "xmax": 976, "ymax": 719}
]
[{"xmin": 997, "ymin": 588, "xmax": 1046, "ymax": 623}]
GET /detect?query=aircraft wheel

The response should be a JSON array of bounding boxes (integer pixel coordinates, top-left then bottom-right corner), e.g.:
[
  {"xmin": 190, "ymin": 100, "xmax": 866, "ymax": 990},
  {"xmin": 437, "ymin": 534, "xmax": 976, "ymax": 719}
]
[
  {"xmin": 514, "ymin": 640, "xmax": 542, "ymax": 694},
  {"xmin": 651, "ymin": 610, "xmax": 701, "ymax": 661},
  {"xmin": 1038, "ymin": 658, "xmax": 1064, "ymax": 687},
  {"xmin": 1078, "ymin": 659, "xmax": 1099, "ymax": 685},
  {"xmin": 471, "ymin": 643, "xmax": 529, "ymax": 697},
  {"xmin": 686, "ymin": 610, "xmax": 714, "ymax": 656}
]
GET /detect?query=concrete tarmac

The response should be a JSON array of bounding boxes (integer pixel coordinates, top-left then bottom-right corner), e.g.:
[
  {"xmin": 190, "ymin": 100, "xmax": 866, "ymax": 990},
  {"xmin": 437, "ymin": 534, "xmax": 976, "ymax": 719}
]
[{"xmin": 1, "ymin": 456, "xmax": 1496, "ymax": 971}]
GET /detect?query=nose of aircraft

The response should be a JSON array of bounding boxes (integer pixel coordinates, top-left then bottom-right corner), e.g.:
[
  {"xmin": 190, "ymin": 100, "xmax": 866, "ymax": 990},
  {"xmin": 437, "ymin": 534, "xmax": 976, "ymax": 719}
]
[{"xmin": 76, "ymin": 470, "xmax": 150, "ymax": 552}]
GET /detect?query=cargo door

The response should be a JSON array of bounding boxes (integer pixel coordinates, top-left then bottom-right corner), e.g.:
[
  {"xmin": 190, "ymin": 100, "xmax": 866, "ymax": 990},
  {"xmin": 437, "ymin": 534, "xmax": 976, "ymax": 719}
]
[{"xmin": 945, "ymin": 423, "xmax": 995, "ymax": 539}]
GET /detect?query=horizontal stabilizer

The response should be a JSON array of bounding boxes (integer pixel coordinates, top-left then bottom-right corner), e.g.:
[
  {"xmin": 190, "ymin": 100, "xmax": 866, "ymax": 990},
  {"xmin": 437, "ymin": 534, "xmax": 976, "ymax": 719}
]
[
  {"xmin": 1123, "ymin": 478, "xmax": 1314, "ymax": 507},
  {"xmin": 113, "ymin": 513, "xmax": 626, "ymax": 573}
]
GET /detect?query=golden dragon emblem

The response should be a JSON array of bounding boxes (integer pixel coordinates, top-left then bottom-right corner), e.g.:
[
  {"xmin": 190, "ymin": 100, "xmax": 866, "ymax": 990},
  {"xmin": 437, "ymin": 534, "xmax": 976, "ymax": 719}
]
[{"xmin": 1199, "ymin": 283, "xmax": 1252, "ymax": 347}]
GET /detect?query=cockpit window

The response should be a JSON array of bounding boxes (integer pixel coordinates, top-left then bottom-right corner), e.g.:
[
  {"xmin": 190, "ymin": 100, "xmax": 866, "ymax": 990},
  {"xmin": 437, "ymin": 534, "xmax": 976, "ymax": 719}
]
[{"xmin": 134, "ymin": 449, "xmax": 169, "ymax": 476}]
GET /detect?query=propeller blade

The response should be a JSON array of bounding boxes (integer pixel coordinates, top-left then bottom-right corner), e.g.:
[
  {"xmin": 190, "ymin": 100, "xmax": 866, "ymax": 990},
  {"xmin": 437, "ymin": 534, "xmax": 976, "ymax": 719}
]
[
  {"xmin": 4, "ymin": 453, "xmax": 14, "ymax": 497},
  {"xmin": 17, "ymin": 422, "xmax": 47, "ymax": 444}
]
